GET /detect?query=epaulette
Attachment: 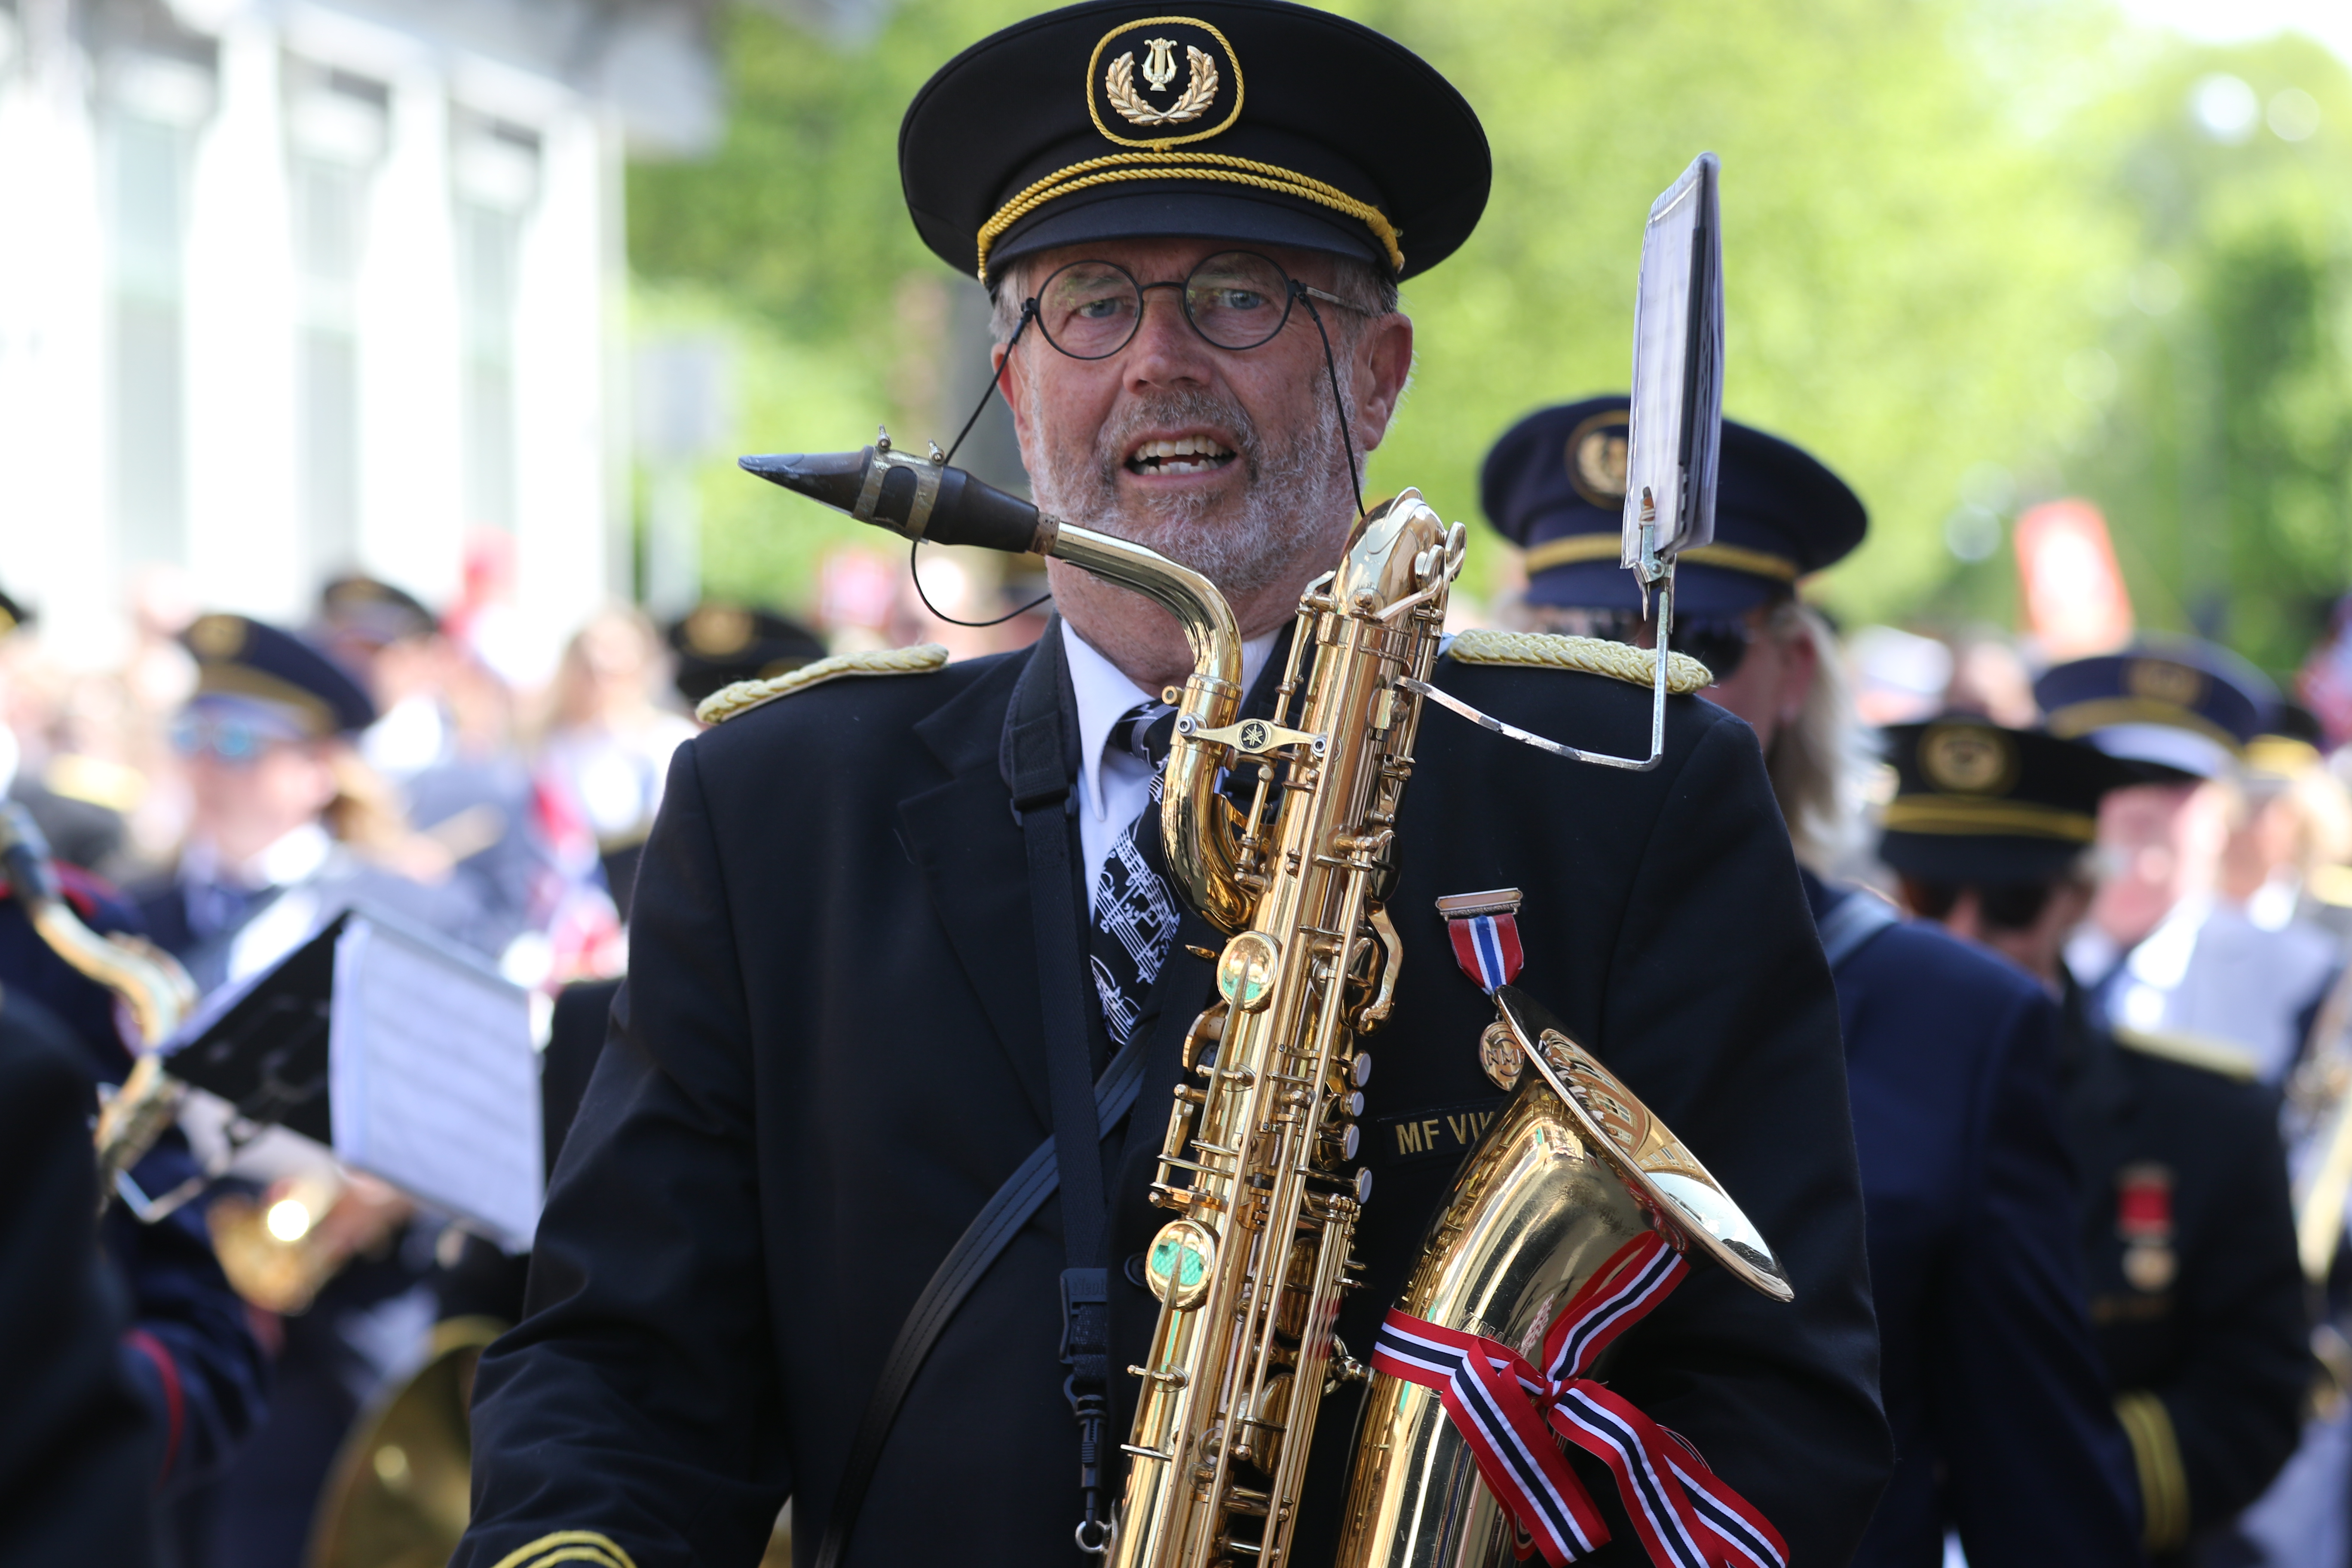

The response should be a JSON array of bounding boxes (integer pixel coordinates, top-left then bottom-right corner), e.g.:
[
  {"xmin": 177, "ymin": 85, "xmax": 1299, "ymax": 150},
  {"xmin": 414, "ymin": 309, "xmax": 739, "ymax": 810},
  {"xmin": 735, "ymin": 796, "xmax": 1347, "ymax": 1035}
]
[
  {"xmin": 695, "ymin": 643, "xmax": 950, "ymax": 725},
  {"xmin": 2112, "ymin": 1025, "xmax": 2260, "ymax": 1083},
  {"xmin": 1444, "ymin": 628, "xmax": 1714, "ymax": 695}
]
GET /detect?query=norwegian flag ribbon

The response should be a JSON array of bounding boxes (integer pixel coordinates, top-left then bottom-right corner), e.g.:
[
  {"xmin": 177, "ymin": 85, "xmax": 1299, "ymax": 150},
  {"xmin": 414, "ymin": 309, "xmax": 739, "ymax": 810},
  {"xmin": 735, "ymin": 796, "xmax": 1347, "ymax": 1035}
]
[
  {"xmin": 1439, "ymin": 888, "xmax": 1526, "ymax": 994},
  {"xmin": 1370, "ymin": 1234, "xmax": 1787, "ymax": 1568}
]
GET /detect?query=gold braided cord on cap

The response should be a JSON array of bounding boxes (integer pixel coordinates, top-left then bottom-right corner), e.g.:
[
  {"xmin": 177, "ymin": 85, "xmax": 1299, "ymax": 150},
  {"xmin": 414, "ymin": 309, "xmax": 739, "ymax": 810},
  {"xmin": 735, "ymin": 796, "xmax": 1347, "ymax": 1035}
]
[
  {"xmin": 2043, "ymin": 696, "xmax": 2242, "ymax": 754},
  {"xmin": 696, "ymin": 643, "xmax": 950, "ymax": 725},
  {"xmin": 1519, "ymin": 535, "xmax": 1622, "ymax": 573},
  {"xmin": 2116, "ymin": 1390, "xmax": 2190, "ymax": 1552},
  {"xmin": 976, "ymin": 150, "xmax": 1403, "ymax": 281},
  {"xmin": 1446, "ymin": 628, "xmax": 1713, "ymax": 693},
  {"xmin": 488, "ymin": 1531, "xmax": 640, "ymax": 1568},
  {"xmin": 1681, "ymin": 542, "xmax": 1801, "ymax": 581},
  {"xmin": 1519, "ymin": 533, "xmax": 1801, "ymax": 583},
  {"xmin": 1880, "ymin": 795, "xmax": 2098, "ymax": 842}
]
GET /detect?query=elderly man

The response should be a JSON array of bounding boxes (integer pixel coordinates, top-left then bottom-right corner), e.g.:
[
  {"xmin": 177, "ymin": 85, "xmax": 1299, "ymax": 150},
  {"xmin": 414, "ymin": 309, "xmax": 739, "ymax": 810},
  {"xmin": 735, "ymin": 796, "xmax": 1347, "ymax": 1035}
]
[{"xmin": 457, "ymin": 6, "xmax": 1889, "ymax": 1566}]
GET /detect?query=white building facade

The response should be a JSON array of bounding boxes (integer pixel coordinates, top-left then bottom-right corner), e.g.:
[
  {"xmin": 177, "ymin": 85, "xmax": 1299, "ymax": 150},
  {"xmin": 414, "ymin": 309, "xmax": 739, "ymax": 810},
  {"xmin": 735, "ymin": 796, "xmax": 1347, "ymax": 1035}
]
[{"xmin": 0, "ymin": 0, "xmax": 715, "ymax": 671}]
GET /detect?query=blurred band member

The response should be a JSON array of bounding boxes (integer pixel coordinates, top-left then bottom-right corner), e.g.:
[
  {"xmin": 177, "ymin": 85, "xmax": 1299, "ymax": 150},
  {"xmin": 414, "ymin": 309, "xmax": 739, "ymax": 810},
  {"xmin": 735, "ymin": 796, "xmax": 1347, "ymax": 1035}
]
[
  {"xmin": 1486, "ymin": 395, "xmax": 2144, "ymax": 1562},
  {"xmin": 2040, "ymin": 645, "xmax": 2338, "ymax": 1087},
  {"xmin": 1884, "ymin": 718, "xmax": 2308, "ymax": 1560},
  {"xmin": 0, "ymin": 836, "xmax": 267, "ymax": 1504},
  {"xmin": 0, "ymin": 991, "xmax": 161, "ymax": 1566},
  {"xmin": 132, "ymin": 613, "xmax": 490, "ymax": 988},
  {"xmin": 129, "ymin": 612, "xmax": 486, "ymax": 1568},
  {"xmin": 315, "ymin": 574, "xmax": 582, "ymax": 960}
]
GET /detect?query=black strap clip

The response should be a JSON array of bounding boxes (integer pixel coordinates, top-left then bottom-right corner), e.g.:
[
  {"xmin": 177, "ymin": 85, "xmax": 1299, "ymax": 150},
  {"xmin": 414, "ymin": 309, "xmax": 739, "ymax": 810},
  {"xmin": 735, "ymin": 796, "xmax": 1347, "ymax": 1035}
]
[{"xmin": 1061, "ymin": 1267, "xmax": 1113, "ymax": 1554}]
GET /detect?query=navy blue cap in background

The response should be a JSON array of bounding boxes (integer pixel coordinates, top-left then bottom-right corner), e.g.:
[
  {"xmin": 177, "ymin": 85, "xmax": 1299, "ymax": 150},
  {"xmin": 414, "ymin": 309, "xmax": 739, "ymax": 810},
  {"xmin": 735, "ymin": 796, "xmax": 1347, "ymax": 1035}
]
[
  {"xmin": 181, "ymin": 613, "xmax": 377, "ymax": 738},
  {"xmin": 1480, "ymin": 394, "xmax": 1867, "ymax": 617},
  {"xmin": 2032, "ymin": 637, "xmax": 2276, "ymax": 781}
]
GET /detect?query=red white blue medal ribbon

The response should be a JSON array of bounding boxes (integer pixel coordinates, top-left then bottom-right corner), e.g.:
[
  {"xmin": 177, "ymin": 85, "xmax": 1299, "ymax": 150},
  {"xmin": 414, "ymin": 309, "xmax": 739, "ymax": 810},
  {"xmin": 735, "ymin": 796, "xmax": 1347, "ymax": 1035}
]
[
  {"xmin": 1438, "ymin": 888, "xmax": 1525, "ymax": 994},
  {"xmin": 1370, "ymin": 1233, "xmax": 1787, "ymax": 1568}
]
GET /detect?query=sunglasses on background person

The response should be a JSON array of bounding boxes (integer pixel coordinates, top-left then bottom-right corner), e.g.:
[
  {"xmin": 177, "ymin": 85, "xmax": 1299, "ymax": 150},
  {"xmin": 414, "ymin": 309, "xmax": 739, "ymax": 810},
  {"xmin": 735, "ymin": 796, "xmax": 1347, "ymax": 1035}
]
[{"xmin": 169, "ymin": 713, "xmax": 303, "ymax": 766}]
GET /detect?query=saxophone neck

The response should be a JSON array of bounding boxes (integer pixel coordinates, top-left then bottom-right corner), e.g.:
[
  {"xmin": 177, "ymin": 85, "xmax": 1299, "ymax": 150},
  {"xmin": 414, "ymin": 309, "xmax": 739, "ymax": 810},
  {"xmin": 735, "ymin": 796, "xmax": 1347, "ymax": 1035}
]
[
  {"xmin": 1042, "ymin": 521, "xmax": 1244, "ymax": 695},
  {"xmin": 0, "ymin": 803, "xmax": 194, "ymax": 1050}
]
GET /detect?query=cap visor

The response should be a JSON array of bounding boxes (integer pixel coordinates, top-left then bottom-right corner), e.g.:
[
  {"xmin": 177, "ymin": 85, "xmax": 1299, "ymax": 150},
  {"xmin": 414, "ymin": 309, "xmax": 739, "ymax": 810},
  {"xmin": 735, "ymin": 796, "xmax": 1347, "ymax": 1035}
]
[
  {"xmin": 1525, "ymin": 560, "xmax": 1780, "ymax": 618},
  {"xmin": 1877, "ymin": 831, "xmax": 2087, "ymax": 885}
]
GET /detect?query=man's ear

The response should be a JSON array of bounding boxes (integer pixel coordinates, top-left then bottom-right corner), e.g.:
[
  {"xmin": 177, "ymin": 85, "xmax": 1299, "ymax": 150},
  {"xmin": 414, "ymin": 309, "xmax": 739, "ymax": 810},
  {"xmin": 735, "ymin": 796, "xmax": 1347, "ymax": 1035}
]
[
  {"xmin": 1352, "ymin": 312, "xmax": 1413, "ymax": 453},
  {"xmin": 1778, "ymin": 612, "xmax": 1822, "ymax": 725},
  {"xmin": 991, "ymin": 341, "xmax": 1030, "ymax": 449}
]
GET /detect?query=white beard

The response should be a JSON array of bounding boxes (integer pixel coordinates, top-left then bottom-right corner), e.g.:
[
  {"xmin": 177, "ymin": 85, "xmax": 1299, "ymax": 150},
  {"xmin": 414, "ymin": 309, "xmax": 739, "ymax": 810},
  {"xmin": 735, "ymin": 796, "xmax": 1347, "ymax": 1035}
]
[{"xmin": 1021, "ymin": 369, "xmax": 1361, "ymax": 600}]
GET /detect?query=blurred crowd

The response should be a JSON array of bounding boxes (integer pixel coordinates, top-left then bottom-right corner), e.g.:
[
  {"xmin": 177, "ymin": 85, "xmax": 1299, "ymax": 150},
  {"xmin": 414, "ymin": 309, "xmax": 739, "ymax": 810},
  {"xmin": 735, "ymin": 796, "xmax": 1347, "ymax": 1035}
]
[{"xmin": 0, "ymin": 542, "xmax": 1048, "ymax": 1568}]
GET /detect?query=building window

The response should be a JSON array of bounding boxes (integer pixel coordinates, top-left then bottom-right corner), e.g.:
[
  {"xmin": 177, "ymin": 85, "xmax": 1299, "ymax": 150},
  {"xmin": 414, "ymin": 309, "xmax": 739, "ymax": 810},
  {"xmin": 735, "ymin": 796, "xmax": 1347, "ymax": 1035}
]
[
  {"xmin": 286, "ymin": 64, "xmax": 386, "ymax": 580},
  {"xmin": 103, "ymin": 54, "xmax": 212, "ymax": 567},
  {"xmin": 451, "ymin": 114, "xmax": 539, "ymax": 534}
]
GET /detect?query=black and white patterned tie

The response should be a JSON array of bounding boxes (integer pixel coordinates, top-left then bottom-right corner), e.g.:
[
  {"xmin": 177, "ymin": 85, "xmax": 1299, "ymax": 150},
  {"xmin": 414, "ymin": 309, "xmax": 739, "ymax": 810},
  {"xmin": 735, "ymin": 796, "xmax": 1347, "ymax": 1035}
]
[{"xmin": 1090, "ymin": 701, "xmax": 1182, "ymax": 1049}]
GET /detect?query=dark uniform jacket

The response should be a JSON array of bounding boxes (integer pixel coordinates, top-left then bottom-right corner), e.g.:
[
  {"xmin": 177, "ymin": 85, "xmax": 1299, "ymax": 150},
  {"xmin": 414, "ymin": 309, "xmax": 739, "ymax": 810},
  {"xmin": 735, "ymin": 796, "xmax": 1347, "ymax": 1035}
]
[
  {"xmin": 0, "ymin": 882, "xmax": 268, "ymax": 1494},
  {"xmin": 0, "ymin": 993, "xmax": 159, "ymax": 1566},
  {"xmin": 458, "ymin": 635, "xmax": 1893, "ymax": 1568},
  {"xmin": 1810, "ymin": 877, "xmax": 2142, "ymax": 1566},
  {"xmin": 2059, "ymin": 975, "xmax": 2309, "ymax": 1558}
]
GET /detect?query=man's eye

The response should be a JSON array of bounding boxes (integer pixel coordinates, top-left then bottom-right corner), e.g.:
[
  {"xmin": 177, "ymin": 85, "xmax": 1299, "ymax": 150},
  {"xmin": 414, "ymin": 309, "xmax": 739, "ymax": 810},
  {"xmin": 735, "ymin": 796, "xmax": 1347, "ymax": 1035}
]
[
  {"xmin": 1200, "ymin": 287, "xmax": 1267, "ymax": 311},
  {"xmin": 1072, "ymin": 297, "xmax": 1129, "ymax": 320}
]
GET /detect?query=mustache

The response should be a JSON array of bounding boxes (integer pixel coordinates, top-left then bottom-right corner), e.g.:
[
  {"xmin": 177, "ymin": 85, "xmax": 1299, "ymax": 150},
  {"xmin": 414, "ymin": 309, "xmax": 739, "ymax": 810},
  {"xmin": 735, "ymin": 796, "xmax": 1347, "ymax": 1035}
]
[{"xmin": 1089, "ymin": 390, "xmax": 1262, "ymax": 492}]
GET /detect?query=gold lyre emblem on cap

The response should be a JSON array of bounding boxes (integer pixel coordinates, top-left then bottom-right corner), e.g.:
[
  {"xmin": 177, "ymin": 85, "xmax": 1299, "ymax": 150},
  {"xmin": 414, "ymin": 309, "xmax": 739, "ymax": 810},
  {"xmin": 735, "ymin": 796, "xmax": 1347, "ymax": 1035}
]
[
  {"xmin": 2126, "ymin": 657, "xmax": 2204, "ymax": 708},
  {"xmin": 1565, "ymin": 410, "xmax": 1631, "ymax": 506},
  {"xmin": 1107, "ymin": 39, "xmax": 1219, "ymax": 127},
  {"xmin": 1920, "ymin": 723, "xmax": 2018, "ymax": 795},
  {"xmin": 1142, "ymin": 37, "xmax": 1179, "ymax": 92}
]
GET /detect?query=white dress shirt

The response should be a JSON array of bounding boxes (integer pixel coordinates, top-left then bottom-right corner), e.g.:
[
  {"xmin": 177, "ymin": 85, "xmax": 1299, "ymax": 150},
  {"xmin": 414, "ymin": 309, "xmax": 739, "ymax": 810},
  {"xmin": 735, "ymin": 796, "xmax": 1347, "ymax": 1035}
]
[{"xmin": 1062, "ymin": 620, "xmax": 1275, "ymax": 907}]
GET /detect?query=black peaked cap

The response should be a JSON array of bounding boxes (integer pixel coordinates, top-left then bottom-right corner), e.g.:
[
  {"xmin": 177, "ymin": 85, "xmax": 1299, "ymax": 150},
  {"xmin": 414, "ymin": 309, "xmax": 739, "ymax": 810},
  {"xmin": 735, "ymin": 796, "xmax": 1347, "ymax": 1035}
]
[
  {"xmin": 182, "ymin": 613, "xmax": 377, "ymax": 736},
  {"xmin": 318, "ymin": 574, "xmax": 438, "ymax": 646},
  {"xmin": 1877, "ymin": 717, "xmax": 2138, "ymax": 885},
  {"xmin": 666, "ymin": 603, "xmax": 827, "ymax": 706},
  {"xmin": 1482, "ymin": 394, "xmax": 1868, "ymax": 617},
  {"xmin": 901, "ymin": 0, "xmax": 1489, "ymax": 284}
]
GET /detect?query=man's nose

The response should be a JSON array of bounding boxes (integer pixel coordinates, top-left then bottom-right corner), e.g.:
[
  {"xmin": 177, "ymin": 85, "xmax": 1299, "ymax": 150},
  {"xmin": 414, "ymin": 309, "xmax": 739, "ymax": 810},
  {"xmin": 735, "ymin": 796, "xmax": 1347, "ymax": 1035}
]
[{"xmin": 1123, "ymin": 287, "xmax": 1215, "ymax": 388}]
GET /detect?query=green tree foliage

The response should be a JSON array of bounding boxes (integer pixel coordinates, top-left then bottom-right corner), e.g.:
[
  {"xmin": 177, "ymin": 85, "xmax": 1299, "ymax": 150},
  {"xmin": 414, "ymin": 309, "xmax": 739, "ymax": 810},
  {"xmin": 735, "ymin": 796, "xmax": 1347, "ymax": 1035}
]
[
  {"xmin": 2058, "ymin": 36, "xmax": 2352, "ymax": 676},
  {"xmin": 631, "ymin": 1, "xmax": 2352, "ymax": 678}
]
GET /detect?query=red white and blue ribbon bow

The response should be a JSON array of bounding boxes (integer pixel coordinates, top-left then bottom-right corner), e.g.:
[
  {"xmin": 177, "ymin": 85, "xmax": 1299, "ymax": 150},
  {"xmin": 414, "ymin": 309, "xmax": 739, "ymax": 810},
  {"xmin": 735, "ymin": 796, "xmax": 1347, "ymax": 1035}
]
[
  {"xmin": 1438, "ymin": 888, "xmax": 1525, "ymax": 994},
  {"xmin": 1370, "ymin": 1233, "xmax": 1787, "ymax": 1568}
]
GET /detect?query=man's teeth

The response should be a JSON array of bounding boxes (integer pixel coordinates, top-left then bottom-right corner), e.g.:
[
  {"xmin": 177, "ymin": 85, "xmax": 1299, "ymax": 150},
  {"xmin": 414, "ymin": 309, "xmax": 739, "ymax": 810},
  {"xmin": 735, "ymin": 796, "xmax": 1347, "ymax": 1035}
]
[{"xmin": 1130, "ymin": 435, "xmax": 1236, "ymax": 474}]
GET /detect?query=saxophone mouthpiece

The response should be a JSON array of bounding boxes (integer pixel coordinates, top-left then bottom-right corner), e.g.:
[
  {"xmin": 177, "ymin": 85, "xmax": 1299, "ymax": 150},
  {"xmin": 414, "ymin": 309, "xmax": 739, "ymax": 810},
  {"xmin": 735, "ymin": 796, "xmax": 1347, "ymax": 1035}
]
[
  {"xmin": 739, "ymin": 446, "xmax": 1047, "ymax": 557},
  {"xmin": 738, "ymin": 450, "xmax": 870, "ymax": 514}
]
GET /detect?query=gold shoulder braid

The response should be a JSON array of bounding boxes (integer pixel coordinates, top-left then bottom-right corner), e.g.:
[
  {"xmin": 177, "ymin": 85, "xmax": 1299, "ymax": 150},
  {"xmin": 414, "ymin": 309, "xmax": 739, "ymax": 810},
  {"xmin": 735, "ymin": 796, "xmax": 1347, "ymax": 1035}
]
[
  {"xmin": 487, "ymin": 1530, "xmax": 639, "ymax": 1568},
  {"xmin": 1445, "ymin": 628, "xmax": 1714, "ymax": 694},
  {"xmin": 2115, "ymin": 1390, "xmax": 2190, "ymax": 1552},
  {"xmin": 695, "ymin": 643, "xmax": 950, "ymax": 726}
]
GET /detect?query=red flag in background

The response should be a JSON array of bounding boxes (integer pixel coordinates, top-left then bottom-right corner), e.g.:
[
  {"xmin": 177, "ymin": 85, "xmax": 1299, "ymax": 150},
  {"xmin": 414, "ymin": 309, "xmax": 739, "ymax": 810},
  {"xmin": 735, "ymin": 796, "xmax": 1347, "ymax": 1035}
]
[{"xmin": 2015, "ymin": 500, "xmax": 2133, "ymax": 658}]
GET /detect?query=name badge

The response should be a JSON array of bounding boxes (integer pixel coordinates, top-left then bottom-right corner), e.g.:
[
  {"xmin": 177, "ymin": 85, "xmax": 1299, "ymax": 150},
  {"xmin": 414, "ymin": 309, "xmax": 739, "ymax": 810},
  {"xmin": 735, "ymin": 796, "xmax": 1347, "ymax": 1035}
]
[{"xmin": 1374, "ymin": 1097, "xmax": 1507, "ymax": 1167}]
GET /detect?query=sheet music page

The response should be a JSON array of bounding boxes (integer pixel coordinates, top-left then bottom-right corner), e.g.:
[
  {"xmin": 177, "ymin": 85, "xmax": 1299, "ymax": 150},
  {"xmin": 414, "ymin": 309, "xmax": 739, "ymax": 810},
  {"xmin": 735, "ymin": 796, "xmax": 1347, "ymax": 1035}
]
[{"xmin": 329, "ymin": 917, "xmax": 543, "ymax": 1248}]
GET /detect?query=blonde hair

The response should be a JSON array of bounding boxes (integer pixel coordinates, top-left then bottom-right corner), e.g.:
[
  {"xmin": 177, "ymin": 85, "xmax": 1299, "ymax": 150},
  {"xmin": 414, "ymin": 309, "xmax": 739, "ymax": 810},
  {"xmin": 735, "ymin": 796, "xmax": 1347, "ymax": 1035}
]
[{"xmin": 1763, "ymin": 601, "xmax": 1870, "ymax": 875}]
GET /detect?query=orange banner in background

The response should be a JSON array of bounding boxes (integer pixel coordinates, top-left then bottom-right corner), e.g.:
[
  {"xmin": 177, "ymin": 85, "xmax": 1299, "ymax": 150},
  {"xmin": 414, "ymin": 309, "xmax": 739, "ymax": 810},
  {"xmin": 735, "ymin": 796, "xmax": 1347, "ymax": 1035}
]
[{"xmin": 2014, "ymin": 500, "xmax": 2134, "ymax": 658}]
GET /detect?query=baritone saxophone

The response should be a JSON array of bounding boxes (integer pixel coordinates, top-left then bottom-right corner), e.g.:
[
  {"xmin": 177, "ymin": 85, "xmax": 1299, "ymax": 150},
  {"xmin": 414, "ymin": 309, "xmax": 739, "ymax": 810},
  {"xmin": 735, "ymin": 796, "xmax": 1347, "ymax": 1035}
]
[{"xmin": 744, "ymin": 420, "xmax": 1789, "ymax": 1568}]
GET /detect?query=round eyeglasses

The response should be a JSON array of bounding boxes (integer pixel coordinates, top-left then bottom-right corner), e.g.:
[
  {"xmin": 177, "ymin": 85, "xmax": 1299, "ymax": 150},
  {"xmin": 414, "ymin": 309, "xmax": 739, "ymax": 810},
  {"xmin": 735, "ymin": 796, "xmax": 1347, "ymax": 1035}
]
[{"xmin": 1027, "ymin": 250, "xmax": 1372, "ymax": 361}]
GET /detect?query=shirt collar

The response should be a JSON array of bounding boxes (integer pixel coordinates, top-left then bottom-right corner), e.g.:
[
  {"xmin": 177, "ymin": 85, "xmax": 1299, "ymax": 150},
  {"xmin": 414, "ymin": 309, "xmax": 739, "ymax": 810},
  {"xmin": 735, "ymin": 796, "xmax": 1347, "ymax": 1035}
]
[{"xmin": 1060, "ymin": 620, "xmax": 1277, "ymax": 824}]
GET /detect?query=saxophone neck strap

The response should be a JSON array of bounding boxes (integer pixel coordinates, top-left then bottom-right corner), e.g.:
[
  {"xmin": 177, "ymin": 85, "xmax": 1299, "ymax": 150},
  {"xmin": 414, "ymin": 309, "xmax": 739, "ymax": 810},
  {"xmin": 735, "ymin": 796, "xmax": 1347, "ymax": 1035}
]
[
  {"xmin": 1010, "ymin": 622, "xmax": 1118, "ymax": 1551},
  {"xmin": 1370, "ymin": 1234, "xmax": 1788, "ymax": 1568},
  {"xmin": 816, "ymin": 631, "xmax": 1133, "ymax": 1568}
]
